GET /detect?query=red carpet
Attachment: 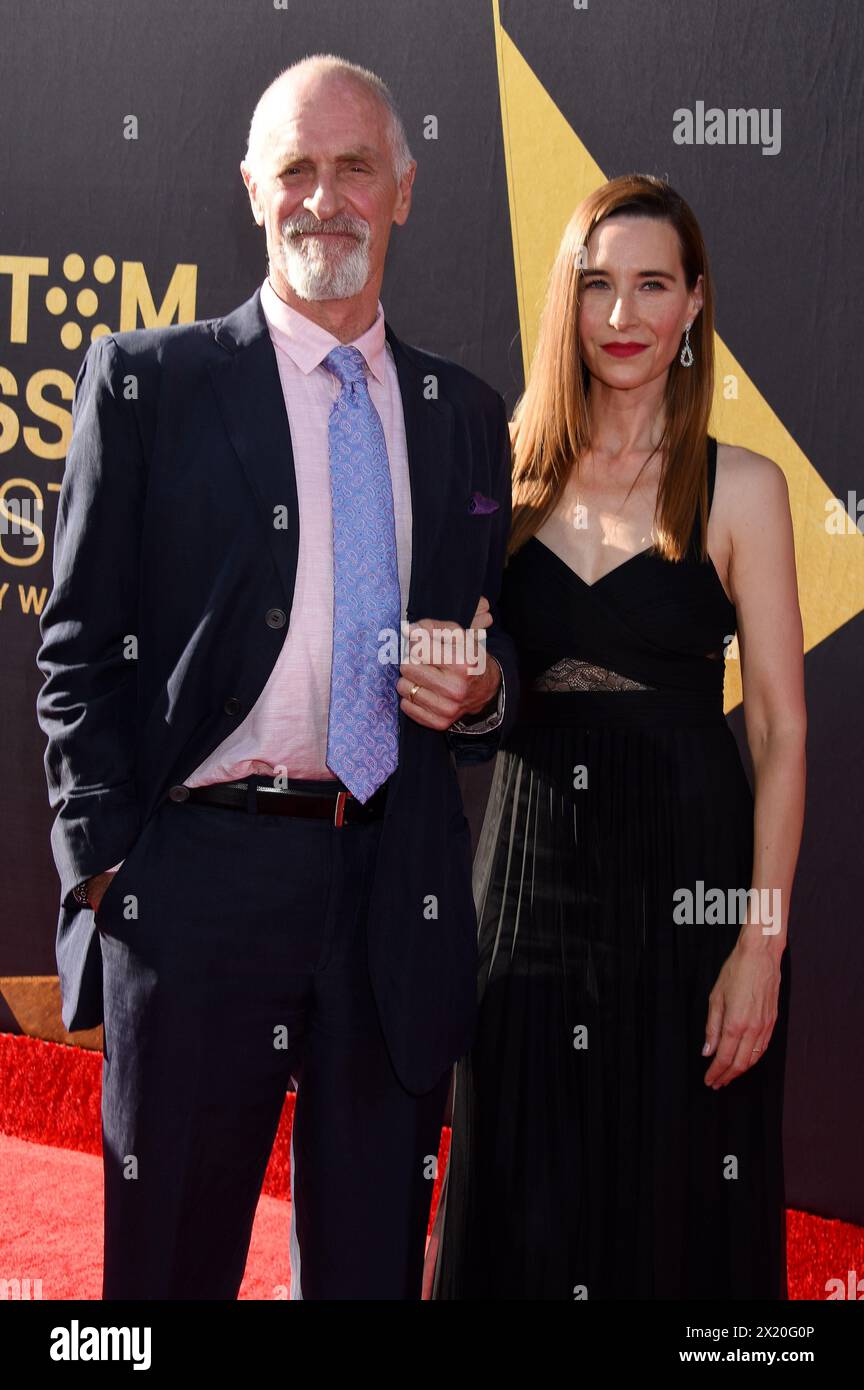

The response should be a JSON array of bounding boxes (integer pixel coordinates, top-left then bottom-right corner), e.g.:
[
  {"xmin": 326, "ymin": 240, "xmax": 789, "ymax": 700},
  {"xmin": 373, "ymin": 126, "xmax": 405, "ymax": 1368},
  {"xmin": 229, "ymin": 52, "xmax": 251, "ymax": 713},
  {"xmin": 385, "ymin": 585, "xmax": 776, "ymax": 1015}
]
[
  {"xmin": 0, "ymin": 1133, "xmax": 293, "ymax": 1299},
  {"xmin": 1, "ymin": 1032, "xmax": 860, "ymax": 1299}
]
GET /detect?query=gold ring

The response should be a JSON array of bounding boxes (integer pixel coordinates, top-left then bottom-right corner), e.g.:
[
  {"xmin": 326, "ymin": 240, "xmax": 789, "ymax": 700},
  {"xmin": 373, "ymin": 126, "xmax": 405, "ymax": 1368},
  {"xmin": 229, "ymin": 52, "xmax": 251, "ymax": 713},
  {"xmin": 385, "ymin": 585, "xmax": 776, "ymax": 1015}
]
[{"xmin": 409, "ymin": 682, "xmax": 420, "ymax": 700}]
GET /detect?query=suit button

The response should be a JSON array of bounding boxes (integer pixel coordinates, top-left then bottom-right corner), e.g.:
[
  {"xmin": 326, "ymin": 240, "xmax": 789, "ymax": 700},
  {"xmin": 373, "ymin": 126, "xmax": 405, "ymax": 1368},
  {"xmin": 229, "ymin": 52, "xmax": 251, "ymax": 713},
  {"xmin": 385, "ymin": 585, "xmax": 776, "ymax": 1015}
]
[
  {"xmin": 224, "ymin": 696, "xmax": 241, "ymax": 715},
  {"xmin": 265, "ymin": 607, "xmax": 286, "ymax": 628},
  {"xmin": 168, "ymin": 784, "xmax": 189, "ymax": 802}
]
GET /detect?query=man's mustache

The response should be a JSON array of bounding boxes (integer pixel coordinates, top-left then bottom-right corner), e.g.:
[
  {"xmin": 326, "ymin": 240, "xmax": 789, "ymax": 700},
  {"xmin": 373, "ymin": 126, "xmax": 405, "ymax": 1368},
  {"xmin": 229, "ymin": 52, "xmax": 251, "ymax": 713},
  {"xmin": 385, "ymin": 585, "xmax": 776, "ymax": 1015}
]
[{"xmin": 282, "ymin": 216, "xmax": 370, "ymax": 242}]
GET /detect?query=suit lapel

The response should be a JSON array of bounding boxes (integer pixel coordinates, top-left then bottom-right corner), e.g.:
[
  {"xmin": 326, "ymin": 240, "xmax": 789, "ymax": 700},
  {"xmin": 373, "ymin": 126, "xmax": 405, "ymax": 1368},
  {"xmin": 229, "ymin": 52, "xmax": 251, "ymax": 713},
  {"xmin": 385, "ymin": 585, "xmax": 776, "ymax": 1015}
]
[
  {"xmin": 381, "ymin": 322, "xmax": 459, "ymax": 804},
  {"xmin": 207, "ymin": 289, "xmax": 301, "ymax": 614},
  {"xmin": 383, "ymin": 321, "xmax": 455, "ymax": 622}
]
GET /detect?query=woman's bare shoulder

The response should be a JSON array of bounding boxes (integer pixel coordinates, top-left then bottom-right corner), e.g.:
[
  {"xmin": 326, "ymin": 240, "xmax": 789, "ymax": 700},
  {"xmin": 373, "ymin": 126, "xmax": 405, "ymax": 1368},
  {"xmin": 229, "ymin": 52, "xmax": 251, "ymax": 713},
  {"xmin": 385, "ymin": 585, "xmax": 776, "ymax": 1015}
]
[{"xmin": 715, "ymin": 441, "xmax": 790, "ymax": 515}]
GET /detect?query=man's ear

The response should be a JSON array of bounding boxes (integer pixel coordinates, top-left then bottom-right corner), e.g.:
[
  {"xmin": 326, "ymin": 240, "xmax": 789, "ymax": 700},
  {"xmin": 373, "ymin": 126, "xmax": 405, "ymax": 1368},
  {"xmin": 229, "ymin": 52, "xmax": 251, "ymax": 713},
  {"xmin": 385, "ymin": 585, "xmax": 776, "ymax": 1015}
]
[
  {"xmin": 393, "ymin": 160, "xmax": 417, "ymax": 227},
  {"xmin": 240, "ymin": 161, "xmax": 265, "ymax": 226}
]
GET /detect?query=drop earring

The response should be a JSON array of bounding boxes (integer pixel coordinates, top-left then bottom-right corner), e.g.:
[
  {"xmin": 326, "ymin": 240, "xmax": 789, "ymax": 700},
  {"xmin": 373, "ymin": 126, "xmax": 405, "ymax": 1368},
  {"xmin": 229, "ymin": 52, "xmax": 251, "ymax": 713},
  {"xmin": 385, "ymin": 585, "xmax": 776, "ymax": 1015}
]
[{"xmin": 679, "ymin": 322, "xmax": 694, "ymax": 368}]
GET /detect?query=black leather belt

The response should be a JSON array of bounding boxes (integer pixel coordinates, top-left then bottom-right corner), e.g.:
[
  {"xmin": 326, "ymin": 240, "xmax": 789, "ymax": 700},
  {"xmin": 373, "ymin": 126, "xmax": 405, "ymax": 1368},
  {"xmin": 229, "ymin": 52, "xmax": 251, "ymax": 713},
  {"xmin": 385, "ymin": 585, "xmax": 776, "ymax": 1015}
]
[{"xmin": 165, "ymin": 775, "xmax": 389, "ymax": 826}]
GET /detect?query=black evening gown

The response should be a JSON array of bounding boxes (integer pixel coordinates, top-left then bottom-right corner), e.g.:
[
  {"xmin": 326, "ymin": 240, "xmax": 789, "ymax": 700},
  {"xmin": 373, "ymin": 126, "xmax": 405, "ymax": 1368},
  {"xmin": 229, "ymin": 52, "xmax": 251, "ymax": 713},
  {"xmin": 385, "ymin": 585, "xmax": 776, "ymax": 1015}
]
[{"xmin": 428, "ymin": 436, "xmax": 791, "ymax": 1300}]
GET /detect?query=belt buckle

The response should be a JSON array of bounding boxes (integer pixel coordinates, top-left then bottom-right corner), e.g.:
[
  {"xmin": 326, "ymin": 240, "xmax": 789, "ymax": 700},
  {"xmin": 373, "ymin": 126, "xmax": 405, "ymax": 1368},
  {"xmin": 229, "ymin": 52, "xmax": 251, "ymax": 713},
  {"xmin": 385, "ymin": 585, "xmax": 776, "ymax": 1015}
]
[{"xmin": 333, "ymin": 789, "xmax": 350, "ymax": 827}]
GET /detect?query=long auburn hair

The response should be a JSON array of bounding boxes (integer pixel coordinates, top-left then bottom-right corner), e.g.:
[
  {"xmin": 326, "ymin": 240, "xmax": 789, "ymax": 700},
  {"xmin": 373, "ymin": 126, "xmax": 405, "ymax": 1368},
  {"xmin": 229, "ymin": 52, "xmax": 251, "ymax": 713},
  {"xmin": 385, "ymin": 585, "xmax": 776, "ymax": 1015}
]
[{"xmin": 508, "ymin": 174, "xmax": 715, "ymax": 562}]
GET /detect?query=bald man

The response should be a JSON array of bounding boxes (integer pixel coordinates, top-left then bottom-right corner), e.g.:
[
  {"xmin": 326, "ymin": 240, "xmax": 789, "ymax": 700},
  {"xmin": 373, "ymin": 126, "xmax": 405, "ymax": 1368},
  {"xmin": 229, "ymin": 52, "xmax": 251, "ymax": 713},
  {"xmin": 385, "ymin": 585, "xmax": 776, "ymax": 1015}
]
[{"xmin": 37, "ymin": 54, "xmax": 518, "ymax": 1300}]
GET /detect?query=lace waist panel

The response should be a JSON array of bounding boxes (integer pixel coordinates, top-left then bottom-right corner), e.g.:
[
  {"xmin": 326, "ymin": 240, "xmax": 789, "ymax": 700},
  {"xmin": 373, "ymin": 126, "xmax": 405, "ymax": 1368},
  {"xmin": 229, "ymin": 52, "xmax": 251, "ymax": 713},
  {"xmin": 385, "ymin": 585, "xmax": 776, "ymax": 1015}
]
[{"xmin": 531, "ymin": 658, "xmax": 655, "ymax": 692}]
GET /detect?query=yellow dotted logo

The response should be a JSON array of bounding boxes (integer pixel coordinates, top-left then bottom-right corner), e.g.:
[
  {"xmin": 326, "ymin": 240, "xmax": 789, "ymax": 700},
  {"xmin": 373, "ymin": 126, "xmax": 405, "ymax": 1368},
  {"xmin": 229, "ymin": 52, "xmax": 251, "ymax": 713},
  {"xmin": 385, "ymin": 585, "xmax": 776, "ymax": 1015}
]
[{"xmin": 45, "ymin": 253, "xmax": 116, "ymax": 348}]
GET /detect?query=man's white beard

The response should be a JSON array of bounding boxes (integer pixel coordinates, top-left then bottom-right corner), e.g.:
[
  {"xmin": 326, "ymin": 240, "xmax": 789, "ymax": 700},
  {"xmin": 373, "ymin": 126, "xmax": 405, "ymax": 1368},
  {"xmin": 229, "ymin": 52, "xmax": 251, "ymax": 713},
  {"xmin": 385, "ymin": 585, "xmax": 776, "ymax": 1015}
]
[{"xmin": 275, "ymin": 220, "xmax": 371, "ymax": 301}]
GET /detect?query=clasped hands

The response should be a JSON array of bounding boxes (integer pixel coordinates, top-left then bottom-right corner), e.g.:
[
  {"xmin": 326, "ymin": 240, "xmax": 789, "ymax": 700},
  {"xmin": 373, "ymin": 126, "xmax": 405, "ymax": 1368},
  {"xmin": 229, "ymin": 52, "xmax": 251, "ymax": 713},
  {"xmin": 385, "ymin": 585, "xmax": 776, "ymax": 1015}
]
[{"xmin": 395, "ymin": 594, "xmax": 501, "ymax": 731}]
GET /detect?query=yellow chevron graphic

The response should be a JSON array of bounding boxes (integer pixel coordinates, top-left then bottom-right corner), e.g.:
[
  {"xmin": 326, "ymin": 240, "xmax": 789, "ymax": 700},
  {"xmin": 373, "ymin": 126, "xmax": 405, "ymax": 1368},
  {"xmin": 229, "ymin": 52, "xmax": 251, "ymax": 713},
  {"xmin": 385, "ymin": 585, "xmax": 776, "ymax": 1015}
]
[{"xmin": 492, "ymin": 1, "xmax": 864, "ymax": 711}]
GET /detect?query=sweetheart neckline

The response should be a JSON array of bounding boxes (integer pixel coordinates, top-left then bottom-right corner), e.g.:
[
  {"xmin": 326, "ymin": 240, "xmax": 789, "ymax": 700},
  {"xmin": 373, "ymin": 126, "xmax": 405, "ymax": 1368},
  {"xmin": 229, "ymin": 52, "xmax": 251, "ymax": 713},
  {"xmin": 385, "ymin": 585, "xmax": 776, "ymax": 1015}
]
[{"xmin": 527, "ymin": 535, "xmax": 735, "ymax": 607}]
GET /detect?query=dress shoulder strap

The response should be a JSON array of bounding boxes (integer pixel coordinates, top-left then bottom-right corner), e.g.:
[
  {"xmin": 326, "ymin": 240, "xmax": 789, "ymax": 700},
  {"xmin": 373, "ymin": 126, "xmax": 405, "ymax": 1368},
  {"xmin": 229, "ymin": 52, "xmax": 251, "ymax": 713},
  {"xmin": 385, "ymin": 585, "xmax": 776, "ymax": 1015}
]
[{"xmin": 706, "ymin": 435, "xmax": 718, "ymax": 516}]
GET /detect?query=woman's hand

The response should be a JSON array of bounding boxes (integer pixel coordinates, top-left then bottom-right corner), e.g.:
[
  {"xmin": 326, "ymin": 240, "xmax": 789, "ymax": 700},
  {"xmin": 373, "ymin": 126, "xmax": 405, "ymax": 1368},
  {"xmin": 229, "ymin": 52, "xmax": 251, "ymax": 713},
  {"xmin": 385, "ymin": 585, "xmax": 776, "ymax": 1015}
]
[
  {"xmin": 470, "ymin": 594, "xmax": 493, "ymax": 630},
  {"xmin": 703, "ymin": 941, "xmax": 782, "ymax": 1088}
]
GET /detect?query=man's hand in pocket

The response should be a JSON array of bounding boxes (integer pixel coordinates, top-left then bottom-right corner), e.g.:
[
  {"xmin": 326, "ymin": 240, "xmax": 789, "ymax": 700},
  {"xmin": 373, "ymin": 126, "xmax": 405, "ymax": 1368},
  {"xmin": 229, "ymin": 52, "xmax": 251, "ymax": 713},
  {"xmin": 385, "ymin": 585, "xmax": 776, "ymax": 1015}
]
[{"xmin": 87, "ymin": 869, "xmax": 119, "ymax": 915}]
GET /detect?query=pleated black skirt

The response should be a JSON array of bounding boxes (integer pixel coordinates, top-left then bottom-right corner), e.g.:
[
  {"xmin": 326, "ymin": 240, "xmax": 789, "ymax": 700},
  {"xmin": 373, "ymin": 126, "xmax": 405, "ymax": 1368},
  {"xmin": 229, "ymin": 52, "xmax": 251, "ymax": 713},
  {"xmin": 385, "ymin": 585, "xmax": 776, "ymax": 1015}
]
[{"xmin": 429, "ymin": 689, "xmax": 791, "ymax": 1300}]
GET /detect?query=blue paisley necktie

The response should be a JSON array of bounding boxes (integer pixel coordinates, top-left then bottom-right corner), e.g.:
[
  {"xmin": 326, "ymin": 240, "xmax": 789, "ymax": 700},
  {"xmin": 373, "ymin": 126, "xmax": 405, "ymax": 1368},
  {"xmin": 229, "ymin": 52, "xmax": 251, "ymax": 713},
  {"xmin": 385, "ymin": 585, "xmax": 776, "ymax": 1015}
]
[{"xmin": 322, "ymin": 344, "xmax": 401, "ymax": 802}]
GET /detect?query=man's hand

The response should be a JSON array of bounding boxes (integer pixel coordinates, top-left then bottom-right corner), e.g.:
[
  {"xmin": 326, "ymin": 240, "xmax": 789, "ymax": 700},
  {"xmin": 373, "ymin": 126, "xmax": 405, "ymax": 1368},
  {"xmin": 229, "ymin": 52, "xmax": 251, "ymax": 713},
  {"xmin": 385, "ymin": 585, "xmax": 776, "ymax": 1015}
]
[
  {"xmin": 86, "ymin": 868, "xmax": 119, "ymax": 915},
  {"xmin": 395, "ymin": 595, "xmax": 501, "ymax": 730}
]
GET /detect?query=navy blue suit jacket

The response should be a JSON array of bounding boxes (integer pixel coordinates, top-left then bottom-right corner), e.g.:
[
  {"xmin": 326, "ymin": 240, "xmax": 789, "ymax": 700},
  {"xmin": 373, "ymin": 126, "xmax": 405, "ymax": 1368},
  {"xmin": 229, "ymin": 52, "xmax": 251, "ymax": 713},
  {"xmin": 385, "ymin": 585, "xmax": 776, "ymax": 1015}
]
[{"xmin": 35, "ymin": 286, "xmax": 518, "ymax": 1094}]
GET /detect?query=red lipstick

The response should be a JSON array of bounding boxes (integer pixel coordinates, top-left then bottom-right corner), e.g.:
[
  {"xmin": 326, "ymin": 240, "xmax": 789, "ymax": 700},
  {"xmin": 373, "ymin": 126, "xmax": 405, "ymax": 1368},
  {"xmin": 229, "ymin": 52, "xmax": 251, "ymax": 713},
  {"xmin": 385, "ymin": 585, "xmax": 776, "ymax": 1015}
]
[{"xmin": 601, "ymin": 342, "xmax": 648, "ymax": 358}]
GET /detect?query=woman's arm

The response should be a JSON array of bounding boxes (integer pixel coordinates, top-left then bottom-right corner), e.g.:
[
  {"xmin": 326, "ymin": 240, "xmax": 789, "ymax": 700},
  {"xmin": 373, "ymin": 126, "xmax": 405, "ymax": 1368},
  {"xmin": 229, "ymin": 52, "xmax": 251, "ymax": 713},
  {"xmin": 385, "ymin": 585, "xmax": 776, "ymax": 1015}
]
[
  {"xmin": 703, "ymin": 445, "xmax": 806, "ymax": 1087},
  {"xmin": 732, "ymin": 447, "xmax": 807, "ymax": 953}
]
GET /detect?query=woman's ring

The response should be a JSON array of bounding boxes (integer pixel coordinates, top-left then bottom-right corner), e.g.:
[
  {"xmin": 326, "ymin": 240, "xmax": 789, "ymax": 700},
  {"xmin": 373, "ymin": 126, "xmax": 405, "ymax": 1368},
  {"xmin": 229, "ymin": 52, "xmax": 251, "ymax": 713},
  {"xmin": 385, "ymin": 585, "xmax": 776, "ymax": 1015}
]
[{"xmin": 409, "ymin": 682, "xmax": 420, "ymax": 700}]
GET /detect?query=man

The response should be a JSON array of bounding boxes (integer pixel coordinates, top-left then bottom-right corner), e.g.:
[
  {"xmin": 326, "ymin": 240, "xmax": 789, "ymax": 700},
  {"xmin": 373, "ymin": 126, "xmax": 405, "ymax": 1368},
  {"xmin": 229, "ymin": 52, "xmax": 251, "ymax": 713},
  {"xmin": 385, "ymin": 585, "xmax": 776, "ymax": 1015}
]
[{"xmin": 35, "ymin": 54, "xmax": 517, "ymax": 1300}]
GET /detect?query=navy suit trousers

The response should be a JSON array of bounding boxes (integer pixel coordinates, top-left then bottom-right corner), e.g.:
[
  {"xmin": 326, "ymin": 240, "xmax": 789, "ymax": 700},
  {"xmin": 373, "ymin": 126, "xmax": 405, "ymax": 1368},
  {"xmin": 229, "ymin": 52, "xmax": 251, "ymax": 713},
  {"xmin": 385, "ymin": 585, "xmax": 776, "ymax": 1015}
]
[{"xmin": 97, "ymin": 781, "xmax": 452, "ymax": 1300}]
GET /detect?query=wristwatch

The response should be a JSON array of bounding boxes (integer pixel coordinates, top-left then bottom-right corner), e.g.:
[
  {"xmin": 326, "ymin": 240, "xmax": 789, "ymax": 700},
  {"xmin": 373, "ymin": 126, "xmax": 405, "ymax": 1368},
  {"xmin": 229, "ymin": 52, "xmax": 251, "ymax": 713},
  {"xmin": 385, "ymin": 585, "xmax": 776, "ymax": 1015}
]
[{"xmin": 72, "ymin": 879, "xmax": 93, "ymax": 908}]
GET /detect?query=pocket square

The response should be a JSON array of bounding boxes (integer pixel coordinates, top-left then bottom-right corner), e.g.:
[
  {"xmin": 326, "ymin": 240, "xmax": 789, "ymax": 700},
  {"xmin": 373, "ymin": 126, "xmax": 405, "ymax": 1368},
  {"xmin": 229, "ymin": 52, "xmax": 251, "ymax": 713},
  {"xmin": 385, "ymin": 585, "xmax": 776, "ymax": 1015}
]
[{"xmin": 468, "ymin": 491, "xmax": 499, "ymax": 515}]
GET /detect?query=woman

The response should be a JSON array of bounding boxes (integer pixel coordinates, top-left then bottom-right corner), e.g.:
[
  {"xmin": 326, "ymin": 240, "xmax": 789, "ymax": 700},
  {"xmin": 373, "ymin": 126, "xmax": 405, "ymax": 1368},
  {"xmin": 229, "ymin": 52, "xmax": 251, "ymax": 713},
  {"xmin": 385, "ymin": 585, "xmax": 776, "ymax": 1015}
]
[{"xmin": 426, "ymin": 175, "xmax": 806, "ymax": 1299}]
